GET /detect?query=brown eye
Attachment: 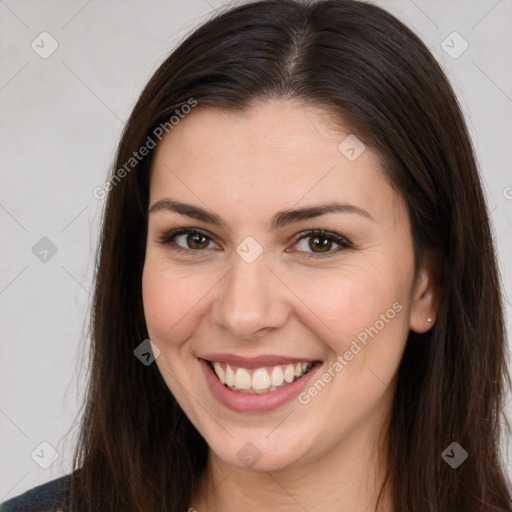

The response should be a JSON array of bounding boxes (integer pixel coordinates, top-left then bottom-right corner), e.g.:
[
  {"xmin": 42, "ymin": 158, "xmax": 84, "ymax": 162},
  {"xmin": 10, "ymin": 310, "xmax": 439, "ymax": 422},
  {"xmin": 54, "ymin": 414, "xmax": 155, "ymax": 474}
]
[
  {"xmin": 292, "ymin": 230, "xmax": 352, "ymax": 258},
  {"xmin": 158, "ymin": 228, "xmax": 217, "ymax": 252},
  {"xmin": 184, "ymin": 232, "xmax": 210, "ymax": 250},
  {"xmin": 308, "ymin": 235, "xmax": 334, "ymax": 253}
]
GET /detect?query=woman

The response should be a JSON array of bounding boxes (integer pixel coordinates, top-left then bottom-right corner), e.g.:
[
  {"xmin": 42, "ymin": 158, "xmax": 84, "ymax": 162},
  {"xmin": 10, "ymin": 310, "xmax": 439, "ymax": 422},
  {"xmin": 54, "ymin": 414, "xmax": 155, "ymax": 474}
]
[{"xmin": 2, "ymin": 0, "xmax": 510, "ymax": 510}]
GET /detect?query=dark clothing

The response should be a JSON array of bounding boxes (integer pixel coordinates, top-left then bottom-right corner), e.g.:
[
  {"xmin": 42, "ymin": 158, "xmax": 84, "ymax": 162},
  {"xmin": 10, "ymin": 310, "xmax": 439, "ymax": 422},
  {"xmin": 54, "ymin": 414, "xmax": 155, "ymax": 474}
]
[{"xmin": 0, "ymin": 474, "xmax": 72, "ymax": 512}]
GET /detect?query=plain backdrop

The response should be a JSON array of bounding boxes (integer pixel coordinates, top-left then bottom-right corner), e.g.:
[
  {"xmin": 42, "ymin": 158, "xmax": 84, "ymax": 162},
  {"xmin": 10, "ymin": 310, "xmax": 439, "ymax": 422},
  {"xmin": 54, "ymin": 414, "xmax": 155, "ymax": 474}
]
[{"xmin": 1, "ymin": 0, "xmax": 511, "ymax": 500}]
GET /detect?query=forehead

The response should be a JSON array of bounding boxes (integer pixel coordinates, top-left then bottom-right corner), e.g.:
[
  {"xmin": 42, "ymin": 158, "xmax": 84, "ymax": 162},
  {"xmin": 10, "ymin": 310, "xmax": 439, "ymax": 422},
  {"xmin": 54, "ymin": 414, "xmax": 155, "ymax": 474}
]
[{"xmin": 148, "ymin": 100, "xmax": 403, "ymax": 225}]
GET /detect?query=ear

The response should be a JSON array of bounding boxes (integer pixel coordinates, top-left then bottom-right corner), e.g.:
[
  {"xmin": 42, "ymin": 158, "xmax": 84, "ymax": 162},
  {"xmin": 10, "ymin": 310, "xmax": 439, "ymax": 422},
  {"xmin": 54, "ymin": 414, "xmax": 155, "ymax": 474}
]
[{"xmin": 409, "ymin": 261, "xmax": 437, "ymax": 334}]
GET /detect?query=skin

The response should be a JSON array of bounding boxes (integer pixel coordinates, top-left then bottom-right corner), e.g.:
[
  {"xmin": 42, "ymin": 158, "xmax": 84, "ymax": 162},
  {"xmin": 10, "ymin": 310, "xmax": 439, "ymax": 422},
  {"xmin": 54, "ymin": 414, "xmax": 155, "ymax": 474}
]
[{"xmin": 142, "ymin": 99, "xmax": 436, "ymax": 511}]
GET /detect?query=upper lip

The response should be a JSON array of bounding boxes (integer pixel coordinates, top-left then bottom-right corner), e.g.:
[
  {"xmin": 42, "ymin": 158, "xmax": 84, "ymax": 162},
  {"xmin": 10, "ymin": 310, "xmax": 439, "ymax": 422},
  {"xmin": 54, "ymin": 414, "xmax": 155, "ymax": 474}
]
[{"xmin": 200, "ymin": 353, "xmax": 320, "ymax": 369}]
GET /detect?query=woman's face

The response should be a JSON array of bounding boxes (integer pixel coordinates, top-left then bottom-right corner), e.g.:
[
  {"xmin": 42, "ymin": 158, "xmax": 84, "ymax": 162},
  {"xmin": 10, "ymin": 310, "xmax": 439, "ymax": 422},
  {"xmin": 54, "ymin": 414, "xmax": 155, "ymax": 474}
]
[{"xmin": 142, "ymin": 100, "xmax": 434, "ymax": 472}]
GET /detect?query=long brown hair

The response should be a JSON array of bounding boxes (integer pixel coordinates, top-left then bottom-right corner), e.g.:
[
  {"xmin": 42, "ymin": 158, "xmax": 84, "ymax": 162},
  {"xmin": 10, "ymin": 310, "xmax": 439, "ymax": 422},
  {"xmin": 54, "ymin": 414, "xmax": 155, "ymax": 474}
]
[{"xmin": 70, "ymin": 1, "xmax": 512, "ymax": 510}]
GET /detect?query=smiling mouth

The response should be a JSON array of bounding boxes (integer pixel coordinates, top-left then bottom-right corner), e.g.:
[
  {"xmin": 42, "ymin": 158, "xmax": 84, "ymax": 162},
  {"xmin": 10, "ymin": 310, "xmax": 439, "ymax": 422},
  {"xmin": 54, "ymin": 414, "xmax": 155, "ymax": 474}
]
[{"xmin": 206, "ymin": 360, "xmax": 318, "ymax": 394}]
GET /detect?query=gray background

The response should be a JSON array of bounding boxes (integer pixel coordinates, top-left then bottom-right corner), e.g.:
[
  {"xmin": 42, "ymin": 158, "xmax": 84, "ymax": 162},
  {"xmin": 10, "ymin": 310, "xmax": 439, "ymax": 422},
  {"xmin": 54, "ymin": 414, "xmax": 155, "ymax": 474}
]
[{"xmin": 1, "ymin": 0, "xmax": 511, "ymax": 499}]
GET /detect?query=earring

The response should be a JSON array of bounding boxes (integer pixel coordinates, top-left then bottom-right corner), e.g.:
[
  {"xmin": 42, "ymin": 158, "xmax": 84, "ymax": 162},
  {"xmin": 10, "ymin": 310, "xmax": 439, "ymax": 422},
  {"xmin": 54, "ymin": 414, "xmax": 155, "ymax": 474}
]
[{"xmin": 427, "ymin": 317, "xmax": 432, "ymax": 323}]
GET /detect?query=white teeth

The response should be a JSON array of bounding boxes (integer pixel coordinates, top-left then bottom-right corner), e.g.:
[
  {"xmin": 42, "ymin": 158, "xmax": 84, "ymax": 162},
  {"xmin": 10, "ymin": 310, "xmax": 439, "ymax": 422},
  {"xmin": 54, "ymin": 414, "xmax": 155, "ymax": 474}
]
[
  {"xmin": 213, "ymin": 362, "xmax": 225, "ymax": 382},
  {"xmin": 225, "ymin": 364, "xmax": 235, "ymax": 386},
  {"xmin": 252, "ymin": 368, "xmax": 271, "ymax": 390},
  {"xmin": 284, "ymin": 364, "xmax": 295, "ymax": 383},
  {"xmin": 234, "ymin": 368, "xmax": 252, "ymax": 389},
  {"xmin": 210, "ymin": 361, "xmax": 314, "ymax": 394},
  {"xmin": 270, "ymin": 366, "xmax": 284, "ymax": 386}
]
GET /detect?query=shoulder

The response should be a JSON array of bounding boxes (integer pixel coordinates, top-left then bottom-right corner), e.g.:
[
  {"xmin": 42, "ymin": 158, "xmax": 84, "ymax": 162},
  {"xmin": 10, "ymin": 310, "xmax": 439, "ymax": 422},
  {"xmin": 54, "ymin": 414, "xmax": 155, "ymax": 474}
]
[{"xmin": 0, "ymin": 473, "xmax": 73, "ymax": 512}]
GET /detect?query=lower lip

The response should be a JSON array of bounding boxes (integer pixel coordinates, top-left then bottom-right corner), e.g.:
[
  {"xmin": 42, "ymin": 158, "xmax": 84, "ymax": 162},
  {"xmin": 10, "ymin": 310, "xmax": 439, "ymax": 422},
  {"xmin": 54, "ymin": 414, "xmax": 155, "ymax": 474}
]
[{"xmin": 199, "ymin": 358, "xmax": 322, "ymax": 413}]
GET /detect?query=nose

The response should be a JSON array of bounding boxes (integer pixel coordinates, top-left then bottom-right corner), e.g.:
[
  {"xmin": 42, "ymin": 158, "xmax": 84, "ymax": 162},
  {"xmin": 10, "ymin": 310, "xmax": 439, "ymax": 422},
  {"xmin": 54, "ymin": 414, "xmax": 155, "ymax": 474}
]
[{"xmin": 211, "ymin": 253, "xmax": 290, "ymax": 341}]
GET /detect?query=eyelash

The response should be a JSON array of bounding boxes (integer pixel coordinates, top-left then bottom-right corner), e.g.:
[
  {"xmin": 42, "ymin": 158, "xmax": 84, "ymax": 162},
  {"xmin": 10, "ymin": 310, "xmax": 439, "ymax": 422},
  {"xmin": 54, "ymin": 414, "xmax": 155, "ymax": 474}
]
[{"xmin": 157, "ymin": 227, "xmax": 352, "ymax": 259}]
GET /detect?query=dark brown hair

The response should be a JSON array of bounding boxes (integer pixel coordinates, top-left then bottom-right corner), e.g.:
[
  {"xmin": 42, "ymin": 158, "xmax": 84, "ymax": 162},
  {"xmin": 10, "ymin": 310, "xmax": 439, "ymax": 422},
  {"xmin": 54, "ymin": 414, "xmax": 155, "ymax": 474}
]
[{"xmin": 70, "ymin": 0, "xmax": 512, "ymax": 510}]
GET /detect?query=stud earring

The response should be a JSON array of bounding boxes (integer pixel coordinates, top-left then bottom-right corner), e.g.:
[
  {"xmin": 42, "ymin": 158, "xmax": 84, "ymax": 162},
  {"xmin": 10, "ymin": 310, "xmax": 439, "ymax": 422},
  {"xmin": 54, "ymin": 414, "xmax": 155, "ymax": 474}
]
[{"xmin": 427, "ymin": 317, "xmax": 432, "ymax": 323}]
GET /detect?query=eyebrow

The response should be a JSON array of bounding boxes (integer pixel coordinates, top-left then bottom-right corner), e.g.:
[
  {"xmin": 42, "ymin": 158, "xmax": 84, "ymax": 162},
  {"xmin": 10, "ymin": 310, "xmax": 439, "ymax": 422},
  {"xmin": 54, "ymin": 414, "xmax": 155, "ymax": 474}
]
[{"xmin": 148, "ymin": 198, "xmax": 374, "ymax": 231}]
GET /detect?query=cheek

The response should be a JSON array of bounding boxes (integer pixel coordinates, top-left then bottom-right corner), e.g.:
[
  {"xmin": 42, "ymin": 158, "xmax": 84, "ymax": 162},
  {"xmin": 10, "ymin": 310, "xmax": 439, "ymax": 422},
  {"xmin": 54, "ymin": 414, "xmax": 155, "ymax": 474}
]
[
  {"xmin": 293, "ymin": 266, "xmax": 412, "ymax": 435},
  {"xmin": 141, "ymin": 257, "xmax": 213, "ymax": 348},
  {"xmin": 294, "ymin": 262, "xmax": 411, "ymax": 357}
]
